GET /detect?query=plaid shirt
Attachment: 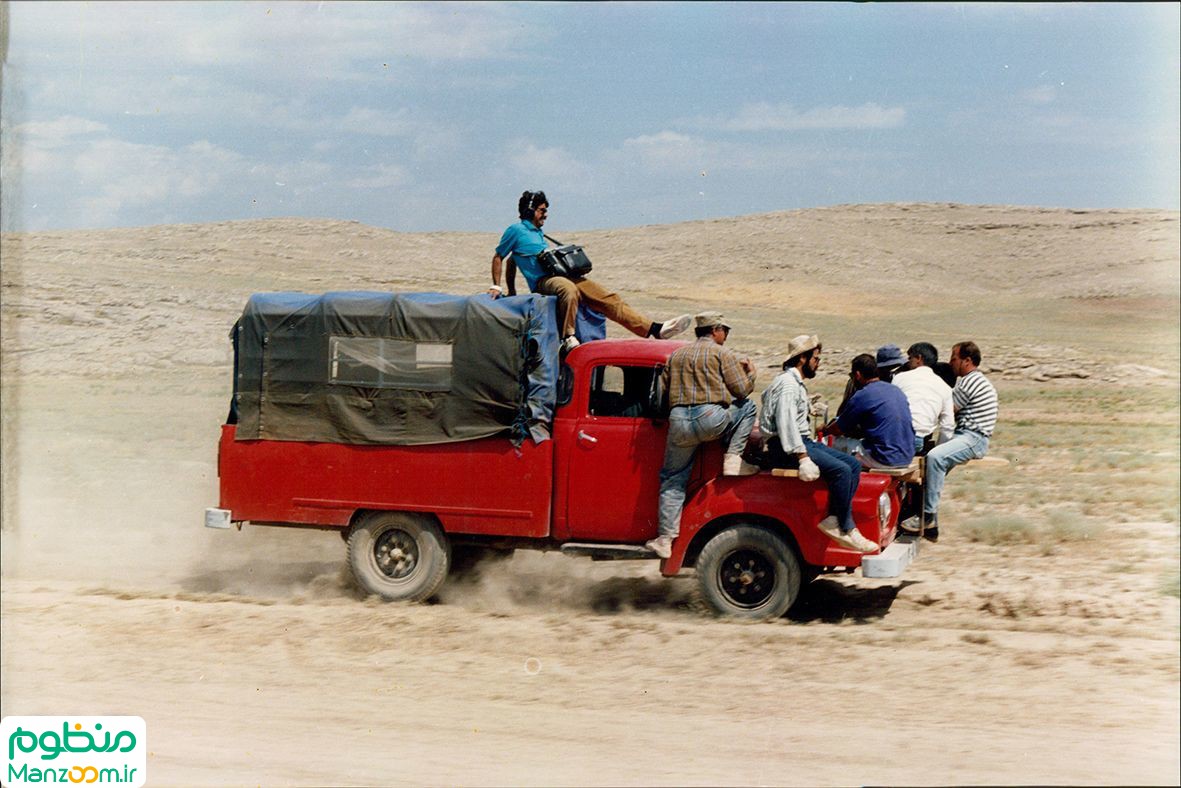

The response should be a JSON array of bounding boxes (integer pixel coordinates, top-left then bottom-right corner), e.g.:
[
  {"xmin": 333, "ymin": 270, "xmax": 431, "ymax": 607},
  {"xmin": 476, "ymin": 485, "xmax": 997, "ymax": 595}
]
[{"xmin": 663, "ymin": 337, "xmax": 755, "ymax": 407}]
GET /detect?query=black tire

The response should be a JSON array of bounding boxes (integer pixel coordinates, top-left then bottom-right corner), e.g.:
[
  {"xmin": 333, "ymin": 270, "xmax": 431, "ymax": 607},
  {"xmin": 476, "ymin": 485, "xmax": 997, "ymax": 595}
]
[
  {"xmin": 347, "ymin": 512, "xmax": 450, "ymax": 602},
  {"xmin": 696, "ymin": 525, "xmax": 802, "ymax": 620}
]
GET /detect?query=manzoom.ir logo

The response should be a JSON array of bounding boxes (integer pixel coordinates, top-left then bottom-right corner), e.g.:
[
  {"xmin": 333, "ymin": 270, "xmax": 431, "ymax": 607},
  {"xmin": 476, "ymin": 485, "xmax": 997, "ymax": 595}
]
[{"xmin": 0, "ymin": 716, "xmax": 146, "ymax": 787}]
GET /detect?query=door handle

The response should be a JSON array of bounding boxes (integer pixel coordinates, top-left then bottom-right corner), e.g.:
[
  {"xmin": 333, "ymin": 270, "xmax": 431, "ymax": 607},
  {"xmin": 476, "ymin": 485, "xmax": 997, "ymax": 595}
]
[{"xmin": 577, "ymin": 430, "xmax": 598, "ymax": 444}]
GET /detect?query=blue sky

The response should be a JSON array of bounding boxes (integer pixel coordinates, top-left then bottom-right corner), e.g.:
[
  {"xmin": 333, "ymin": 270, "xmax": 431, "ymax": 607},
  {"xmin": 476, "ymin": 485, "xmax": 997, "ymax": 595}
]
[{"xmin": 2, "ymin": 2, "xmax": 1178, "ymax": 232}]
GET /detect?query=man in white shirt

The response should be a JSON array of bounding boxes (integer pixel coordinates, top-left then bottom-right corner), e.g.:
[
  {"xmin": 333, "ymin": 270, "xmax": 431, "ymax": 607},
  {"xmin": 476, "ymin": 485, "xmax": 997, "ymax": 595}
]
[{"xmin": 892, "ymin": 342, "xmax": 955, "ymax": 454}]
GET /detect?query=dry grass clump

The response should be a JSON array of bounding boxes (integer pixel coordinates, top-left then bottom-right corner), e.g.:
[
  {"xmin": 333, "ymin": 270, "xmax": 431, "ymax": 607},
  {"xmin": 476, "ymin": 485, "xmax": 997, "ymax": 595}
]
[
  {"xmin": 961, "ymin": 515, "xmax": 1037, "ymax": 545},
  {"xmin": 960, "ymin": 510, "xmax": 1105, "ymax": 547},
  {"xmin": 1044, "ymin": 509, "xmax": 1104, "ymax": 543}
]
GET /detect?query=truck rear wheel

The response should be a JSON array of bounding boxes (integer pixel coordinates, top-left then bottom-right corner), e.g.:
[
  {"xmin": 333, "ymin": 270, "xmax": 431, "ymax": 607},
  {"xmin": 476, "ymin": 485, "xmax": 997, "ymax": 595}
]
[
  {"xmin": 347, "ymin": 512, "xmax": 450, "ymax": 602},
  {"xmin": 696, "ymin": 525, "xmax": 801, "ymax": 620}
]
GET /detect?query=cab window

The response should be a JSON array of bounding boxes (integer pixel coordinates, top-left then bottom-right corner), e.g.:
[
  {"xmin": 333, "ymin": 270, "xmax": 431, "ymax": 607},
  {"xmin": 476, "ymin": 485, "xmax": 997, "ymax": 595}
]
[{"xmin": 588, "ymin": 365, "xmax": 658, "ymax": 418}]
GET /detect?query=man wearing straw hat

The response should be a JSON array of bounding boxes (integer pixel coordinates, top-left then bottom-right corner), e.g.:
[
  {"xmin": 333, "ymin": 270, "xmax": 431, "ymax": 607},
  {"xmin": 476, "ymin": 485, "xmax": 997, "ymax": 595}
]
[{"xmin": 759, "ymin": 334, "xmax": 879, "ymax": 554}]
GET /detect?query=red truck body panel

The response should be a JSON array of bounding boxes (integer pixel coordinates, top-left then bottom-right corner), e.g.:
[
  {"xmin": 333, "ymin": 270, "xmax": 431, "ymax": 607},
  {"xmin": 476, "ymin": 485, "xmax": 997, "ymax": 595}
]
[{"xmin": 218, "ymin": 424, "xmax": 553, "ymax": 537}]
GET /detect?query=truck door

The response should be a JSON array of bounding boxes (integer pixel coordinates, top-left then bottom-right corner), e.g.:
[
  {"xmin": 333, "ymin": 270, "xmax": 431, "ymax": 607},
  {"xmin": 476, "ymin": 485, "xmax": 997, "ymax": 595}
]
[{"xmin": 561, "ymin": 363, "xmax": 667, "ymax": 542}]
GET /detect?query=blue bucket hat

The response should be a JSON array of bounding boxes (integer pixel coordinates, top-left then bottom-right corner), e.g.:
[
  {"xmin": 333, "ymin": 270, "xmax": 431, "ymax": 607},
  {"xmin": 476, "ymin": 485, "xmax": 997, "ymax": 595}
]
[{"xmin": 876, "ymin": 344, "xmax": 907, "ymax": 369}]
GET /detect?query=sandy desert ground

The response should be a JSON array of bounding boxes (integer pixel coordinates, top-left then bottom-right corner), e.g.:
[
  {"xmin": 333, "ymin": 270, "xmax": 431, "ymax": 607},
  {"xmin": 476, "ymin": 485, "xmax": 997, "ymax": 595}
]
[{"xmin": 1, "ymin": 203, "xmax": 1179, "ymax": 786}]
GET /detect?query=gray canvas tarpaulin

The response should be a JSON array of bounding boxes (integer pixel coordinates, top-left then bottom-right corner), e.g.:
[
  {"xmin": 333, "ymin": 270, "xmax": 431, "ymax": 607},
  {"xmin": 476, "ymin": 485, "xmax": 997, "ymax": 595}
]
[{"xmin": 230, "ymin": 291, "xmax": 560, "ymax": 445}]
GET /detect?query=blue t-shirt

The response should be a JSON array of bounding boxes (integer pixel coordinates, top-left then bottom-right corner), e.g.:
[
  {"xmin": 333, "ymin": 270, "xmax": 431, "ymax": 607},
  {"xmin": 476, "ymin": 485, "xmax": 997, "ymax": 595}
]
[
  {"xmin": 836, "ymin": 380, "xmax": 916, "ymax": 467},
  {"xmin": 495, "ymin": 220, "xmax": 547, "ymax": 292}
]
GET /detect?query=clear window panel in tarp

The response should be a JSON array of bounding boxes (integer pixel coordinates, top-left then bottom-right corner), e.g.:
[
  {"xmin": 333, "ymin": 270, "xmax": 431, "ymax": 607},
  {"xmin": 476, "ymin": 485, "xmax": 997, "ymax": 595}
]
[{"xmin": 329, "ymin": 337, "xmax": 453, "ymax": 391}]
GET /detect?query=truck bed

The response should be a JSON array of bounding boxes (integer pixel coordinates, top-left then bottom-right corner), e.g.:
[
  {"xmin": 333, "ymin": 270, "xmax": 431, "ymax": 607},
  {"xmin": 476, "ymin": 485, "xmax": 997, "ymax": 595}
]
[{"xmin": 217, "ymin": 425, "xmax": 554, "ymax": 537}]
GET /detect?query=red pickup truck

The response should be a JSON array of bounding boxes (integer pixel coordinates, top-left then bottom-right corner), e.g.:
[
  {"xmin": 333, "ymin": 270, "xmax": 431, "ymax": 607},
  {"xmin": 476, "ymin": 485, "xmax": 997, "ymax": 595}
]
[{"xmin": 208, "ymin": 315, "xmax": 918, "ymax": 620}]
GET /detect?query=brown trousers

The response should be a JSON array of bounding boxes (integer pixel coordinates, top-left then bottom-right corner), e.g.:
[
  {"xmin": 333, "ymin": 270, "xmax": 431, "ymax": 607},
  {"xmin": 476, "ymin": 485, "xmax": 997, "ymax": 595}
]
[{"xmin": 535, "ymin": 275, "xmax": 652, "ymax": 339}]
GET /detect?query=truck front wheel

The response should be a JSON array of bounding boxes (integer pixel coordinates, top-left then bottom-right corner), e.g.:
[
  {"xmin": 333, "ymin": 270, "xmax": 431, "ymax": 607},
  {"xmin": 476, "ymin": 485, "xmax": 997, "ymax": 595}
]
[
  {"xmin": 347, "ymin": 512, "xmax": 450, "ymax": 602},
  {"xmin": 696, "ymin": 525, "xmax": 801, "ymax": 620}
]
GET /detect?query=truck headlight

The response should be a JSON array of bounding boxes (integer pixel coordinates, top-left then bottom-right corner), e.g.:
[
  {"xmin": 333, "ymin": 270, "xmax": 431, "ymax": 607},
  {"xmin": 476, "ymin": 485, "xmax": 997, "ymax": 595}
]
[{"xmin": 878, "ymin": 491, "xmax": 891, "ymax": 529}]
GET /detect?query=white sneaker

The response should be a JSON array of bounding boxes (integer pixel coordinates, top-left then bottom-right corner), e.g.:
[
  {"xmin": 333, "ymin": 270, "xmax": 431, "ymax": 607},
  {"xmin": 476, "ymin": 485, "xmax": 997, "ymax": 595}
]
[
  {"xmin": 817, "ymin": 516, "xmax": 843, "ymax": 544},
  {"xmin": 843, "ymin": 528, "xmax": 880, "ymax": 554},
  {"xmin": 818, "ymin": 518, "xmax": 878, "ymax": 553},
  {"xmin": 645, "ymin": 535, "xmax": 673, "ymax": 559},
  {"xmin": 561, "ymin": 335, "xmax": 580, "ymax": 353},
  {"xmin": 658, "ymin": 314, "xmax": 693, "ymax": 339},
  {"xmin": 722, "ymin": 454, "xmax": 760, "ymax": 476}
]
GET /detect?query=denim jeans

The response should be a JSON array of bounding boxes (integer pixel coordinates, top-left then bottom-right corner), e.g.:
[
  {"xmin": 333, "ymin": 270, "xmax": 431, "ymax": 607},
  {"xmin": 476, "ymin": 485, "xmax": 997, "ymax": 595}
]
[
  {"xmin": 765, "ymin": 437, "xmax": 862, "ymax": 533},
  {"xmin": 656, "ymin": 399, "xmax": 757, "ymax": 537},
  {"xmin": 805, "ymin": 439, "xmax": 862, "ymax": 533},
  {"xmin": 923, "ymin": 429, "xmax": 990, "ymax": 516}
]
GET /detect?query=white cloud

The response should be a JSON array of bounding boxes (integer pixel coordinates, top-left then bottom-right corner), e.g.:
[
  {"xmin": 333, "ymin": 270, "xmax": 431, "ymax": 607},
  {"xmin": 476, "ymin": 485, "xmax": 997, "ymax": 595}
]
[
  {"xmin": 345, "ymin": 164, "xmax": 410, "ymax": 190},
  {"xmin": 337, "ymin": 107, "xmax": 417, "ymax": 137},
  {"xmin": 509, "ymin": 143, "xmax": 593, "ymax": 184},
  {"xmin": 622, "ymin": 131, "xmax": 709, "ymax": 169},
  {"xmin": 7, "ymin": 2, "xmax": 542, "ymax": 76},
  {"xmin": 11, "ymin": 115, "xmax": 109, "ymax": 147},
  {"xmin": 1021, "ymin": 85, "xmax": 1058, "ymax": 105},
  {"xmin": 69, "ymin": 138, "xmax": 250, "ymax": 225},
  {"xmin": 692, "ymin": 102, "xmax": 906, "ymax": 132}
]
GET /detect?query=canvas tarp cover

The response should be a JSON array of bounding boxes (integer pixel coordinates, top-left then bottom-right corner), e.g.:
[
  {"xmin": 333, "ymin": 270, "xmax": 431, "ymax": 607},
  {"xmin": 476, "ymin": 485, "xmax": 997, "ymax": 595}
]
[{"xmin": 231, "ymin": 291, "xmax": 559, "ymax": 445}]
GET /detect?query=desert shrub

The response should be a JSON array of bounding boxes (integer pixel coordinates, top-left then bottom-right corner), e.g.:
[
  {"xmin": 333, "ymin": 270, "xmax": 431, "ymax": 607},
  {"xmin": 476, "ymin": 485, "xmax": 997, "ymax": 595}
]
[
  {"xmin": 960, "ymin": 515, "xmax": 1036, "ymax": 545},
  {"xmin": 1044, "ymin": 509, "xmax": 1104, "ymax": 542}
]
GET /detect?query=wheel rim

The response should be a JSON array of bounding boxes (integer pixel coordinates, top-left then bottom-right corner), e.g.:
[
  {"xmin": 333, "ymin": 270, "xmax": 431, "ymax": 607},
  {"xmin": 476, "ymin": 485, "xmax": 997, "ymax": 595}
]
[
  {"xmin": 717, "ymin": 548, "xmax": 777, "ymax": 609},
  {"xmin": 372, "ymin": 528, "xmax": 420, "ymax": 580}
]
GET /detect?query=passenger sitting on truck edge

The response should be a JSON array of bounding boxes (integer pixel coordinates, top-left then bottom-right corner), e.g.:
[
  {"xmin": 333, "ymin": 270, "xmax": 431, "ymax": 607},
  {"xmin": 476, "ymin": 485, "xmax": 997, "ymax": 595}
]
[
  {"xmin": 824, "ymin": 353, "xmax": 916, "ymax": 472},
  {"xmin": 645, "ymin": 312, "xmax": 760, "ymax": 559},
  {"xmin": 759, "ymin": 335, "xmax": 878, "ymax": 554},
  {"xmin": 874, "ymin": 343, "xmax": 906, "ymax": 383},
  {"xmin": 893, "ymin": 341, "xmax": 955, "ymax": 456},
  {"xmin": 488, "ymin": 190, "xmax": 692, "ymax": 354},
  {"xmin": 914, "ymin": 341, "xmax": 999, "ymax": 543}
]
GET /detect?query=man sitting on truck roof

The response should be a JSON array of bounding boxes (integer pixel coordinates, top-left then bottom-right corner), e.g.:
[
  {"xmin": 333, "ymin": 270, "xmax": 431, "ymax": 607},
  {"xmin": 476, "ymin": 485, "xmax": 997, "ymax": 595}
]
[
  {"xmin": 824, "ymin": 353, "xmax": 917, "ymax": 472},
  {"xmin": 759, "ymin": 335, "xmax": 878, "ymax": 554},
  {"xmin": 645, "ymin": 312, "xmax": 760, "ymax": 559},
  {"xmin": 488, "ymin": 190, "xmax": 692, "ymax": 354}
]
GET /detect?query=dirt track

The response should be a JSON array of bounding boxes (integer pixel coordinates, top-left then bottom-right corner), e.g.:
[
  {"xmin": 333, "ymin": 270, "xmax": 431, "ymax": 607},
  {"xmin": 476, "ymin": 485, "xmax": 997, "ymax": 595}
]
[{"xmin": 2, "ymin": 204, "xmax": 1178, "ymax": 785}]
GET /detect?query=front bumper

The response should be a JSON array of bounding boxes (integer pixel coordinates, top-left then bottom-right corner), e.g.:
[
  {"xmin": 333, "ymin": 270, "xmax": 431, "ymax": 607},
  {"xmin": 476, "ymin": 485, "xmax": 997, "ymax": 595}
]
[{"xmin": 861, "ymin": 534, "xmax": 920, "ymax": 578}]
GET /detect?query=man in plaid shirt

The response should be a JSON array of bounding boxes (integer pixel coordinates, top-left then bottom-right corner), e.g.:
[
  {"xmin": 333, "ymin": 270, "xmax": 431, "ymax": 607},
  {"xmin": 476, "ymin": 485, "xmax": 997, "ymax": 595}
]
[{"xmin": 646, "ymin": 312, "xmax": 760, "ymax": 559}]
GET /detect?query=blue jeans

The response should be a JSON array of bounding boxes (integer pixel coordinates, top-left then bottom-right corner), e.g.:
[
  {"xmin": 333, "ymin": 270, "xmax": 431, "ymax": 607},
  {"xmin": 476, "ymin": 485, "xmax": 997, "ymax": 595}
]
[
  {"xmin": 766, "ymin": 437, "xmax": 862, "ymax": 533},
  {"xmin": 805, "ymin": 439, "xmax": 862, "ymax": 533},
  {"xmin": 657, "ymin": 399, "xmax": 757, "ymax": 537},
  {"xmin": 923, "ymin": 429, "xmax": 990, "ymax": 516}
]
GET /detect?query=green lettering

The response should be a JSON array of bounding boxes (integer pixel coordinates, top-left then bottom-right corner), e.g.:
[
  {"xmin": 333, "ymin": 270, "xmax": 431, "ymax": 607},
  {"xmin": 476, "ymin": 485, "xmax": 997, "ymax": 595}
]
[{"xmin": 9, "ymin": 763, "xmax": 29, "ymax": 780}]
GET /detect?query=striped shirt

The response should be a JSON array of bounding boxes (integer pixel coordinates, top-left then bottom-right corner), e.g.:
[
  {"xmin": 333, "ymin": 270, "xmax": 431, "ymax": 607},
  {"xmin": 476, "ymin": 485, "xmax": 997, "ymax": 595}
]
[
  {"xmin": 663, "ymin": 337, "xmax": 755, "ymax": 407},
  {"xmin": 953, "ymin": 370, "xmax": 998, "ymax": 437}
]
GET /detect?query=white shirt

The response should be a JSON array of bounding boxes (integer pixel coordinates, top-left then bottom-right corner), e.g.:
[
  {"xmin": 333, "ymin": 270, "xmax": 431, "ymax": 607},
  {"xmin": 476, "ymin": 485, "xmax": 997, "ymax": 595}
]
[{"xmin": 893, "ymin": 366, "xmax": 954, "ymax": 443}]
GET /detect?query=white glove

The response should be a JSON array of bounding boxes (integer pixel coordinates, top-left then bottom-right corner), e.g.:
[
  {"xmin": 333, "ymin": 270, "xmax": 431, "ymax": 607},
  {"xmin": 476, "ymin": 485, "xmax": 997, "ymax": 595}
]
[{"xmin": 798, "ymin": 456, "xmax": 820, "ymax": 482}]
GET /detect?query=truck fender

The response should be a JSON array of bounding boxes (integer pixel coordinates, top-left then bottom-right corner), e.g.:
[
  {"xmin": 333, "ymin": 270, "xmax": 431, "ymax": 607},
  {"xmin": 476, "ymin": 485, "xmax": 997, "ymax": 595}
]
[{"xmin": 659, "ymin": 472, "xmax": 895, "ymax": 576}]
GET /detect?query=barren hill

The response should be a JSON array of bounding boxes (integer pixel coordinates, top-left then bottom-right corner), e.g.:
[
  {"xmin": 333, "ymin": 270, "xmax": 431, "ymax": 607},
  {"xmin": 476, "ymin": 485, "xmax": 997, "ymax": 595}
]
[{"xmin": 2, "ymin": 202, "xmax": 1178, "ymax": 381}]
